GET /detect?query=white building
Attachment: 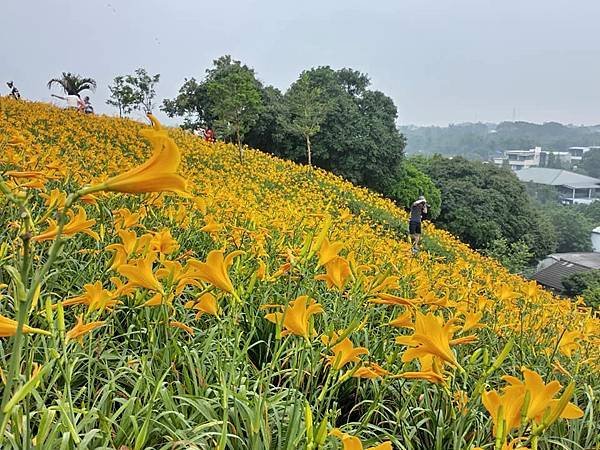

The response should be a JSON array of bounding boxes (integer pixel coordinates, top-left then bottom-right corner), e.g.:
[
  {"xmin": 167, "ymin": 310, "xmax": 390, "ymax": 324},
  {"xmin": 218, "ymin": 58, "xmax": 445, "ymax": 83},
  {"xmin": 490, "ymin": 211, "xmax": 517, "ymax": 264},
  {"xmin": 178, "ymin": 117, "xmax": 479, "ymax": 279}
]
[{"xmin": 496, "ymin": 147, "xmax": 543, "ymax": 171}]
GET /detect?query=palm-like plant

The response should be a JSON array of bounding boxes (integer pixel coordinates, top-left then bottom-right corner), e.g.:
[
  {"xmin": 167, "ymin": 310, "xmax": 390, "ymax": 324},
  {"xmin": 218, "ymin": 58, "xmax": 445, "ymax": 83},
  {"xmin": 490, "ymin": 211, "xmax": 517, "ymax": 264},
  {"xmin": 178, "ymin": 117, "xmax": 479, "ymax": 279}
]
[{"xmin": 47, "ymin": 72, "xmax": 97, "ymax": 95}]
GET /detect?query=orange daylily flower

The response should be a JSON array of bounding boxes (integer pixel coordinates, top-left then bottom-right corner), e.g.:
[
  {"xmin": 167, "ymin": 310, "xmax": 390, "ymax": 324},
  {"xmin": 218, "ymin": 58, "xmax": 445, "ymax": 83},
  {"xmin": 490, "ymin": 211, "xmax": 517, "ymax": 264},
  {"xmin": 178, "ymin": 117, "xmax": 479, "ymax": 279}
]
[
  {"xmin": 315, "ymin": 256, "xmax": 352, "ymax": 291},
  {"xmin": 66, "ymin": 315, "xmax": 105, "ymax": 344},
  {"xmin": 32, "ymin": 206, "xmax": 99, "ymax": 242},
  {"xmin": 264, "ymin": 295, "xmax": 323, "ymax": 339},
  {"xmin": 89, "ymin": 115, "xmax": 188, "ymax": 195},
  {"xmin": 169, "ymin": 321, "xmax": 194, "ymax": 335},
  {"xmin": 0, "ymin": 314, "xmax": 50, "ymax": 337},
  {"xmin": 187, "ymin": 250, "xmax": 243, "ymax": 294},
  {"xmin": 117, "ymin": 256, "xmax": 163, "ymax": 293}
]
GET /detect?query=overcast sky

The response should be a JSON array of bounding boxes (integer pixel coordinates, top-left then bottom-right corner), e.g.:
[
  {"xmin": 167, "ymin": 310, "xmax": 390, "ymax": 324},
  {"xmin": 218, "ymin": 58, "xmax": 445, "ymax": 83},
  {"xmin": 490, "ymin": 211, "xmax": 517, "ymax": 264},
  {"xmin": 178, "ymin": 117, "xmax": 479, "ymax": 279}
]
[{"xmin": 2, "ymin": 0, "xmax": 599, "ymax": 126}]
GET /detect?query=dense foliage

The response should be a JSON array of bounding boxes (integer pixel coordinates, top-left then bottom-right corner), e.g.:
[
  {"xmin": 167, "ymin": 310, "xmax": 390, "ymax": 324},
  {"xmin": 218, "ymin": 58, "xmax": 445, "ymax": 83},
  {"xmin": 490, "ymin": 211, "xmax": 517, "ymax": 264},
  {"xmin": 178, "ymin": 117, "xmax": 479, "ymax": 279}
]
[
  {"xmin": 386, "ymin": 162, "xmax": 441, "ymax": 219},
  {"xmin": 412, "ymin": 156, "xmax": 556, "ymax": 260},
  {"xmin": 401, "ymin": 121, "xmax": 600, "ymax": 160},
  {"xmin": 164, "ymin": 58, "xmax": 406, "ymax": 193},
  {"xmin": 544, "ymin": 206, "xmax": 594, "ymax": 253},
  {"xmin": 562, "ymin": 271, "xmax": 600, "ymax": 309},
  {"xmin": 0, "ymin": 99, "xmax": 597, "ymax": 450},
  {"xmin": 578, "ymin": 148, "xmax": 600, "ymax": 178}
]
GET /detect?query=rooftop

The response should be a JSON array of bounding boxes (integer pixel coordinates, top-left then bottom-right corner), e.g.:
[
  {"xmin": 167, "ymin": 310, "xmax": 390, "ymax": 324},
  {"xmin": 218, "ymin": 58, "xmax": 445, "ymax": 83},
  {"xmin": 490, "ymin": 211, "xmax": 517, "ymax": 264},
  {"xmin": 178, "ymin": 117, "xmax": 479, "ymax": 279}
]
[
  {"xmin": 547, "ymin": 252, "xmax": 600, "ymax": 269},
  {"xmin": 515, "ymin": 168, "xmax": 600, "ymax": 188},
  {"xmin": 532, "ymin": 260, "xmax": 589, "ymax": 291}
]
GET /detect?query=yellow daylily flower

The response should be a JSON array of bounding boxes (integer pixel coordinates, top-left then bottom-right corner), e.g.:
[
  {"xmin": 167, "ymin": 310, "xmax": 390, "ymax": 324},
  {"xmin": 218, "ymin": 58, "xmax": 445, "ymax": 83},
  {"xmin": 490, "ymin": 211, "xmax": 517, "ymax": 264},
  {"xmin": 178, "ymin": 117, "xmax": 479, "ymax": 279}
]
[
  {"xmin": 184, "ymin": 292, "xmax": 220, "ymax": 318},
  {"xmin": 398, "ymin": 354, "xmax": 446, "ymax": 385},
  {"xmin": 398, "ymin": 311, "xmax": 460, "ymax": 367},
  {"xmin": 317, "ymin": 238, "xmax": 344, "ymax": 267},
  {"xmin": 323, "ymin": 333, "xmax": 368, "ymax": 370},
  {"xmin": 149, "ymin": 228, "xmax": 179, "ymax": 255},
  {"xmin": 62, "ymin": 281, "xmax": 120, "ymax": 312},
  {"xmin": 352, "ymin": 362, "xmax": 390, "ymax": 379},
  {"xmin": 502, "ymin": 367, "xmax": 584, "ymax": 424},
  {"xmin": 330, "ymin": 429, "xmax": 392, "ymax": 450}
]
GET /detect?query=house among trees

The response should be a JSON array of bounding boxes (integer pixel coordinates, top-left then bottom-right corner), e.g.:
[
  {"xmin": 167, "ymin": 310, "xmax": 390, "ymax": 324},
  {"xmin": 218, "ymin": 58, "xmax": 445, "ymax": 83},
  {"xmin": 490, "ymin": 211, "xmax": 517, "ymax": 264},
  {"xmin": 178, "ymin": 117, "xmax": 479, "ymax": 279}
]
[
  {"xmin": 492, "ymin": 146, "xmax": 600, "ymax": 171},
  {"xmin": 533, "ymin": 251, "xmax": 600, "ymax": 292},
  {"xmin": 515, "ymin": 167, "xmax": 600, "ymax": 204}
]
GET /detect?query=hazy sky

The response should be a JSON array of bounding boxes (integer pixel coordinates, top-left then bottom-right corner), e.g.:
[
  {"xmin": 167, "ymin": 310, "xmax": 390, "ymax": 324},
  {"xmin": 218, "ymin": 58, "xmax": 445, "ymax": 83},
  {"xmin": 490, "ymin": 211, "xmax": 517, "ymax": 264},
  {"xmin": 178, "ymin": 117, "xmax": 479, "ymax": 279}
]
[{"xmin": 2, "ymin": 0, "xmax": 600, "ymax": 126}]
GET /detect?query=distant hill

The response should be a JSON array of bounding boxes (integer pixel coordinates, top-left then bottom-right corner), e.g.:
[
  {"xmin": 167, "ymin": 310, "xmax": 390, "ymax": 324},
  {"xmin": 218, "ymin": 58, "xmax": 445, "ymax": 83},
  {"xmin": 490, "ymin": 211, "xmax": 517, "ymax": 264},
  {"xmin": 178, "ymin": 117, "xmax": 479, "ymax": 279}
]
[{"xmin": 400, "ymin": 121, "xmax": 600, "ymax": 160}]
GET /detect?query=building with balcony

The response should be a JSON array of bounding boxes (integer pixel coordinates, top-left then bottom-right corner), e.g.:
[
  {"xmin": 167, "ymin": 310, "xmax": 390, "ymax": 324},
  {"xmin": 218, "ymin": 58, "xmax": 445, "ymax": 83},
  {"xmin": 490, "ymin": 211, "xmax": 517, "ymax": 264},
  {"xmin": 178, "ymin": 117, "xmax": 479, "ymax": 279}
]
[{"xmin": 514, "ymin": 167, "xmax": 600, "ymax": 204}]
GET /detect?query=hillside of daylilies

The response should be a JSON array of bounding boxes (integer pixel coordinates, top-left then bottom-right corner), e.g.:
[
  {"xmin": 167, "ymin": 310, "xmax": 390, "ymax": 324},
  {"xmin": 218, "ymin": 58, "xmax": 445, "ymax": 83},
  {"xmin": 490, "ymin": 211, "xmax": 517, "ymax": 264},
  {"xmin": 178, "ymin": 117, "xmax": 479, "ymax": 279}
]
[{"xmin": 0, "ymin": 98, "xmax": 598, "ymax": 450}]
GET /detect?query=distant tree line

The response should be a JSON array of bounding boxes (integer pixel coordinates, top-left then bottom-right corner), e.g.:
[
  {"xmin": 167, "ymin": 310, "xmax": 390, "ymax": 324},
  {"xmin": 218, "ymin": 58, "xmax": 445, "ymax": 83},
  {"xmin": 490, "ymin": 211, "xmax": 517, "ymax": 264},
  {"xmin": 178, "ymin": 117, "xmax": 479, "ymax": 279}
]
[{"xmin": 402, "ymin": 122, "xmax": 600, "ymax": 160}]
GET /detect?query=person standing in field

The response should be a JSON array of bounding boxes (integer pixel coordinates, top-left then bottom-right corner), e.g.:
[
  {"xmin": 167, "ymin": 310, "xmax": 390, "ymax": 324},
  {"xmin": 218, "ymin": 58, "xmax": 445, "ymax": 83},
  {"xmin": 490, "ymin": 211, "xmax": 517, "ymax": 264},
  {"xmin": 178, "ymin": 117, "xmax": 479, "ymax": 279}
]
[
  {"xmin": 51, "ymin": 93, "xmax": 84, "ymax": 110},
  {"xmin": 204, "ymin": 127, "xmax": 215, "ymax": 143},
  {"xmin": 409, "ymin": 195, "xmax": 428, "ymax": 254},
  {"xmin": 7, "ymin": 81, "xmax": 21, "ymax": 99},
  {"xmin": 82, "ymin": 96, "xmax": 94, "ymax": 114}
]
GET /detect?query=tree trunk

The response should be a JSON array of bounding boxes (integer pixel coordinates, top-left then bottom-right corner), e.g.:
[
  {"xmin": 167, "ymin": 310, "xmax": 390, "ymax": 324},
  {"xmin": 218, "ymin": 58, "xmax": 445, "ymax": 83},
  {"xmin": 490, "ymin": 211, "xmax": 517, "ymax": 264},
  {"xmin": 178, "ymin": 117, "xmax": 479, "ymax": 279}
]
[
  {"xmin": 306, "ymin": 134, "xmax": 312, "ymax": 166},
  {"xmin": 236, "ymin": 129, "xmax": 244, "ymax": 164}
]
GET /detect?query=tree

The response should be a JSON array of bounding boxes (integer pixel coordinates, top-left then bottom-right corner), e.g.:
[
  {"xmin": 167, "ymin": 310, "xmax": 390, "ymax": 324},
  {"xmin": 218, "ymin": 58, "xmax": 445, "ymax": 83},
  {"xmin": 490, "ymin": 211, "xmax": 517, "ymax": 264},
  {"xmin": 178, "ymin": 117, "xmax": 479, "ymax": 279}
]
[
  {"xmin": 245, "ymin": 86, "xmax": 286, "ymax": 155},
  {"xmin": 282, "ymin": 73, "xmax": 329, "ymax": 166},
  {"xmin": 163, "ymin": 56, "xmax": 263, "ymax": 162},
  {"xmin": 106, "ymin": 76, "xmax": 136, "ymax": 117},
  {"xmin": 47, "ymin": 72, "xmax": 96, "ymax": 95},
  {"xmin": 268, "ymin": 66, "xmax": 405, "ymax": 192},
  {"xmin": 386, "ymin": 161, "xmax": 441, "ymax": 219},
  {"xmin": 107, "ymin": 68, "xmax": 160, "ymax": 115},
  {"xmin": 562, "ymin": 270, "xmax": 600, "ymax": 308},
  {"xmin": 579, "ymin": 149, "xmax": 600, "ymax": 178},
  {"xmin": 205, "ymin": 56, "xmax": 263, "ymax": 162},
  {"xmin": 545, "ymin": 206, "xmax": 593, "ymax": 253},
  {"xmin": 483, "ymin": 238, "xmax": 533, "ymax": 274},
  {"xmin": 162, "ymin": 78, "xmax": 213, "ymax": 131},
  {"xmin": 412, "ymin": 155, "xmax": 556, "ymax": 259}
]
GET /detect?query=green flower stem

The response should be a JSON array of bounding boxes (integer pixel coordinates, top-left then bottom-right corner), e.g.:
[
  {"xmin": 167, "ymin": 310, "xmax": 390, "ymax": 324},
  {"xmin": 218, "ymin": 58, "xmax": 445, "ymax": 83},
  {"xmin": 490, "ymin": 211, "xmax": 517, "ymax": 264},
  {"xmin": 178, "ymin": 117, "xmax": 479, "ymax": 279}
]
[{"xmin": 0, "ymin": 191, "xmax": 80, "ymax": 435}]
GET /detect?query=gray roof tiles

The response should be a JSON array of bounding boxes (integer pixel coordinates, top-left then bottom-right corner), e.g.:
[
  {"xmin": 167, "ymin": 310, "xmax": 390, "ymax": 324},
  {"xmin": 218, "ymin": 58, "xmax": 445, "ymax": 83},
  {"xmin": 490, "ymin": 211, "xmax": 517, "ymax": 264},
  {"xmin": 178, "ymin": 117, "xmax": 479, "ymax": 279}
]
[
  {"xmin": 515, "ymin": 168, "xmax": 600, "ymax": 187},
  {"xmin": 532, "ymin": 260, "xmax": 590, "ymax": 291}
]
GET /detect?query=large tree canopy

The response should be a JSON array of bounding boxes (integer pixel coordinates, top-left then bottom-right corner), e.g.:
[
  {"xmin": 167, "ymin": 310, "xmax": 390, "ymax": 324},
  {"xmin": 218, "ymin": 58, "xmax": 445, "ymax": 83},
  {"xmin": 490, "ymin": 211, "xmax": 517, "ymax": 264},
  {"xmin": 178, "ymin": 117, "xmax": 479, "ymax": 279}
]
[
  {"xmin": 260, "ymin": 66, "xmax": 405, "ymax": 192},
  {"xmin": 413, "ymin": 155, "xmax": 556, "ymax": 259},
  {"xmin": 164, "ymin": 60, "xmax": 405, "ymax": 192}
]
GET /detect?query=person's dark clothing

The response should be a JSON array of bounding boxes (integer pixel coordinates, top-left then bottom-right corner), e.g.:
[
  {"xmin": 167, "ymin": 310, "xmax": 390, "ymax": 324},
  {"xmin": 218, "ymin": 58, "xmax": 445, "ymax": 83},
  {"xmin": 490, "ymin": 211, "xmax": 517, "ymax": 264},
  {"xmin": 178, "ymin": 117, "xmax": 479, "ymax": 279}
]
[
  {"xmin": 410, "ymin": 202, "xmax": 426, "ymax": 223},
  {"xmin": 409, "ymin": 221, "xmax": 422, "ymax": 235}
]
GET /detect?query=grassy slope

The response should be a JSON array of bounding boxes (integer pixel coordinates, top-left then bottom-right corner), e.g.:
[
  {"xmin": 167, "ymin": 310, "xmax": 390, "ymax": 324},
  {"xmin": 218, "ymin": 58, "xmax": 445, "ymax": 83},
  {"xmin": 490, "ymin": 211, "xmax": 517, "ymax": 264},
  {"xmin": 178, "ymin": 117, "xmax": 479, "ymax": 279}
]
[{"xmin": 0, "ymin": 99, "xmax": 598, "ymax": 449}]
